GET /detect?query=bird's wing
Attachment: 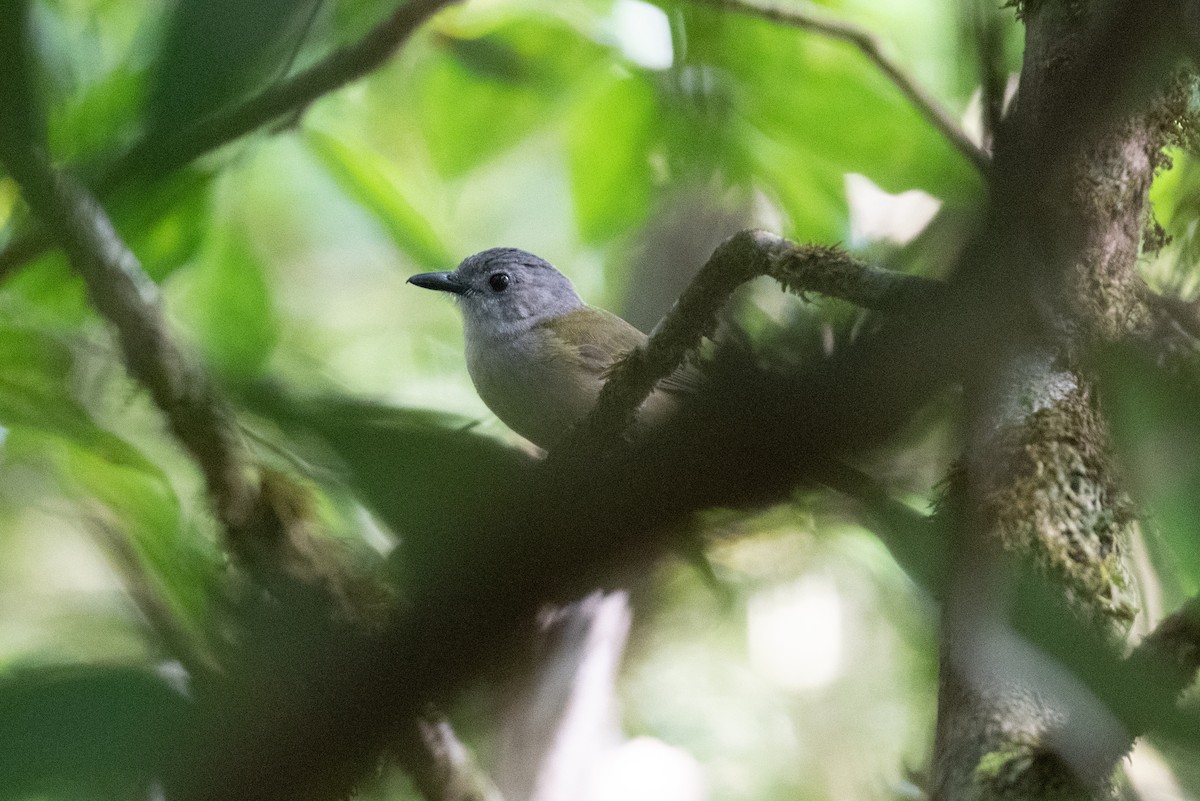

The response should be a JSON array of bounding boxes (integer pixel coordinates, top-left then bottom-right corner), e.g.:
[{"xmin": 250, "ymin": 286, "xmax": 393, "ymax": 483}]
[
  {"xmin": 542, "ymin": 306, "xmax": 702, "ymax": 396},
  {"xmin": 541, "ymin": 307, "xmax": 648, "ymax": 378}
]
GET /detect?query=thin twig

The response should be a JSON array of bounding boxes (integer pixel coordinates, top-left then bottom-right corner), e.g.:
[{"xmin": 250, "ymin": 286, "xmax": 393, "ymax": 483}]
[
  {"xmin": 551, "ymin": 230, "xmax": 776, "ymax": 455},
  {"xmin": 550, "ymin": 228, "xmax": 944, "ymax": 456},
  {"xmin": 693, "ymin": 0, "xmax": 990, "ymax": 175},
  {"xmin": 0, "ymin": 0, "xmax": 461, "ymax": 286},
  {"xmin": 769, "ymin": 240, "xmax": 947, "ymax": 311},
  {"xmin": 99, "ymin": 0, "xmax": 460, "ymax": 185}
]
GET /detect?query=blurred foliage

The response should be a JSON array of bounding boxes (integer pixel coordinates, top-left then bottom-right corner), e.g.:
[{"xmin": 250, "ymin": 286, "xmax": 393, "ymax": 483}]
[
  {"xmin": 147, "ymin": 0, "xmax": 322, "ymax": 131},
  {"xmin": 1100, "ymin": 346, "xmax": 1200, "ymax": 603},
  {"xmin": 0, "ymin": 664, "xmax": 188, "ymax": 801},
  {"xmin": 0, "ymin": 0, "xmax": 1198, "ymax": 800}
]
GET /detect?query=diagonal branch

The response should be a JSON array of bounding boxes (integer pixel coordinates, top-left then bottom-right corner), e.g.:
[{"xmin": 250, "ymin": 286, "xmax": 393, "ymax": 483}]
[
  {"xmin": 0, "ymin": 142, "xmax": 270, "ymax": 565},
  {"xmin": 1029, "ymin": 594, "xmax": 1200, "ymax": 780},
  {"xmin": 551, "ymin": 228, "xmax": 945, "ymax": 457},
  {"xmin": 548, "ymin": 229, "xmax": 948, "ymax": 591},
  {"xmin": 692, "ymin": 0, "xmax": 990, "ymax": 175},
  {"xmin": 0, "ymin": 136, "xmax": 501, "ymax": 801},
  {"xmin": 97, "ymin": 0, "xmax": 461, "ymax": 186},
  {"xmin": 0, "ymin": 0, "xmax": 461, "ymax": 285}
]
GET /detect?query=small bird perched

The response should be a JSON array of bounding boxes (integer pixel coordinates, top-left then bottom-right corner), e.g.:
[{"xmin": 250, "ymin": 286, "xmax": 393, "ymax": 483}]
[{"xmin": 408, "ymin": 248, "xmax": 691, "ymax": 450}]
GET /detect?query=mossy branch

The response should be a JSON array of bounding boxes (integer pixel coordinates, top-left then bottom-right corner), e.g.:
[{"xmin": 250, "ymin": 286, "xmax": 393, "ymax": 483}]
[
  {"xmin": 0, "ymin": 136, "xmax": 498, "ymax": 801},
  {"xmin": 0, "ymin": 143, "xmax": 260, "ymax": 543},
  {"xmin": 552, "ymin": 228, "xmax": 945, "ymax": 457}
]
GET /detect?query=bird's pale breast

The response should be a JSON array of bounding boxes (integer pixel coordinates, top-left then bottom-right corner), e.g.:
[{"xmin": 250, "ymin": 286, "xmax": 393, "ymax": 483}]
[
  {"xmin": 465, "ymin": 326, "xmax": 601, "ymax": 449},
  {"xmin": 465, "ymin": 306, "xmax": 686, "ymax": 450}
]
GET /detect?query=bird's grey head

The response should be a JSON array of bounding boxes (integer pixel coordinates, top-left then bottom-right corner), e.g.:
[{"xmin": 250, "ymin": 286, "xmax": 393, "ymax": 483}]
[{"xmin": 408, "ymin": 248, "xmax": 585, "ymax": 336}]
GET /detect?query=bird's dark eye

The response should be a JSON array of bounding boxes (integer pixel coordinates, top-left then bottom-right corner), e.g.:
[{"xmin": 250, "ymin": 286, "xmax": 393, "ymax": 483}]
[{"xmin": 488, "ymin": 272, "xmax": 510, "ymax": 292}]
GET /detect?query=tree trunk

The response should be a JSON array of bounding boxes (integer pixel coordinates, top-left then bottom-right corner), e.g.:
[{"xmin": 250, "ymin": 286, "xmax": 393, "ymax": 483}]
[{"xmin": 930, "ymin": 2, "xmax": 1183, "ymax": 799}]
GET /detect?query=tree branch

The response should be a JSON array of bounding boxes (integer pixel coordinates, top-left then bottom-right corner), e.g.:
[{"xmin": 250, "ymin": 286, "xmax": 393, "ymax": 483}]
[
  {"xmin": 98, "ymin": 0, "xmax": 461, "ymax": 186},
  {"xmin": 0, "ymin": 0, "xmax": 461, "ymax": 285},
  {"xmin": 0, "ymin": 141, "xmax": 499, "ymax": 801},
  {"xmin": 551, "ymin": 228, "xmax": 944, "ymax": 457},
  {"xmin": 1129, "ymin": 595, "xmax": 1200, "ymax": 698},
  {"xmin": 0, "ymin": 145, "xmax": 261, "ymax": 541},
  {"xmin": 1025, "ymin": 594, "xmax": 1200, "ymax": 783},
  {"xmin": 691, "ymin": 0, "xmax": 990, "ymax": 175}
]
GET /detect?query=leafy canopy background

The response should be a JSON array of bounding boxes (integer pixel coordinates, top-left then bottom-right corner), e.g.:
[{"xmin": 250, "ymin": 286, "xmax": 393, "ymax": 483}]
[{"xmin": 3, "ymin": 0, "xmax": 1200, "ymax": 799}]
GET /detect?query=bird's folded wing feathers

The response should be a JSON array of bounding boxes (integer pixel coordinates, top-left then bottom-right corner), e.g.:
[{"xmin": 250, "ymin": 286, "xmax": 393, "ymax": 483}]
[{"xmin": 541, "ymin": 307, "xmax": 703, "ymax": 396}]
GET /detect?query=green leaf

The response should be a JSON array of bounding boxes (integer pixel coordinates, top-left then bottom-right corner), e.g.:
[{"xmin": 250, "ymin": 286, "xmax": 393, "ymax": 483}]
[
  {"xmin": 106, "ymin": 167, "xmax": 216, "ymax": 281},
  {"xmin": 238, "ymin": 385, "xmax": 536, "ymax": 591},
  {"xmin": 47, "ymin": 64, "xmax": 144, "ymax": 163},
  {"xmin": 748, "ymin": 133, "xmax": 852, "ymax": 244},
  {"xmin": 672, "ymin": 4, "xmax": 982, "ymax": 225},
  {"xmin": 417, "ymin": 18, "xmax": 607, "ymax": 176},
  {"xmin": 417, "ymin": 47, "xmax": 549, "ymax": 177},
  {"xmin": 66, "ymin": 444, "xmax": 221, "ymax": 629},
  {"xmin": 329, "ymin": 0, "xmax": 406, "ymax": 45},
  {"xmin": 1099, "ymin": 347, "xmax": 1200, "ymax": 595},
  {"xmin": 3, "ymin": 252, "xmax": 92, "ymax": 327},
  {"xmin": 172, "ymin": 201, "xmax": 278, "ymax": 378},
  {"xmin": 146, "ymin": 0, "xmax": 320, "ymax": 132},
  {"xmin": 31, "ymin": 0, "xmax": 163, "ymax": 163},
  {"xmin": 567, "ymin": 74, "xmax": 659, "ymax": 243},
  {"xmin": 0, "ymin": 324, "xmax": 156, "ymax": 471},
  {"xmin": 0, "ymin": 664, "xmax": 189, "ymax": 801},
  {"xmin": 305, "ymin": 128, "xmax": 452, "ymax": 269}
]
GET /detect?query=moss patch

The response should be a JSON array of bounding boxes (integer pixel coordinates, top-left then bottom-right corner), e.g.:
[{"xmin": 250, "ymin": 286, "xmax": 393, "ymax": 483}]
[
  {"xmin": 976, "ymin": 384, "xmax": 1138, "ymax": 626},
  {"xmin": 975, "ymin": 741, "xmax": 1092, "ymax": 801}
]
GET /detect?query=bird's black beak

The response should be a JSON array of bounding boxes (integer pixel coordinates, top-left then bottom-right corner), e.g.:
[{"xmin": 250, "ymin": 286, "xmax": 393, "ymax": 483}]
[{"xmin": 407, "ymin": 271, "xmax": 467, "ymax": 295}]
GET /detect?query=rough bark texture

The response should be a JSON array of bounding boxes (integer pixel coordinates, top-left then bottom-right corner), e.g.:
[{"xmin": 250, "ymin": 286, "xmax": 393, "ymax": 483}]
[{"xmin": 930, "ymin": 3, "xmax": 1187, "ymax": 800}]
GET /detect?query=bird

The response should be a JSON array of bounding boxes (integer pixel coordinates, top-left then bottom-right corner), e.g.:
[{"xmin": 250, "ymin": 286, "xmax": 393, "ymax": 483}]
[{"xmin": 407, "ymin": 248, "xmax": 694, "ymax": 450}]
